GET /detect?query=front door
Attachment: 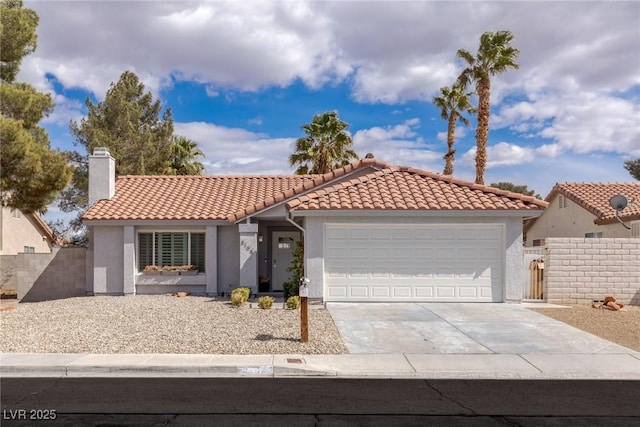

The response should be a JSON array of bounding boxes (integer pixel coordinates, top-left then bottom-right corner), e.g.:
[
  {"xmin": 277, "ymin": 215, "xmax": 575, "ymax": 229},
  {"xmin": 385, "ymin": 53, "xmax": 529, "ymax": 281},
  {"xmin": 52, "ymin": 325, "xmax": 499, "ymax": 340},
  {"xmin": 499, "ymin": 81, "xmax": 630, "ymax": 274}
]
[{"xmin": 271, "ymin": 231, "xmax": 300, "ymax": 291}]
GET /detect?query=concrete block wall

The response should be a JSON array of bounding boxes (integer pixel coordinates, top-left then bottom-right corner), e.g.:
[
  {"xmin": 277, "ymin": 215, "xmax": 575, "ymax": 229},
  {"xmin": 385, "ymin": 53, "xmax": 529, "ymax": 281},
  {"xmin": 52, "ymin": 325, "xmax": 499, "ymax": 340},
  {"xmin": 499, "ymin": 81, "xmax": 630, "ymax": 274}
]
[
  {"xmin": 16, "ymin": 248, "xmax": 87, "ymax": 302},
  {"xmin": 545, "ymin": 238, "xmax": 640, "ymax": 305}
]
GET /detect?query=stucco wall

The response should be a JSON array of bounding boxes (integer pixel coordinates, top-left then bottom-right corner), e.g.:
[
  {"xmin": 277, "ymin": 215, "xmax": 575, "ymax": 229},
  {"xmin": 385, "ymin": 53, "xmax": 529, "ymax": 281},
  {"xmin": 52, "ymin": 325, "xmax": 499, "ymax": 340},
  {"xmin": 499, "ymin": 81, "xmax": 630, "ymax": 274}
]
[
  {"xmin": 16, "ymin": 248, "xmax": 86, "ymax": 302},
  {"xmin": 218, "ymin": 224, "xmax": 240, "ymax": 294},
  {"xmin": 545, "ymin": 238, "xmax": 640, "ymax": 305},
  {"xmin": 92, "ymin": 226, "xmax": 124, "ymax": 294},
  {"xmin": 1, "ymin": 255, "xmax": 17, "ymax": 292},
  {"xmin": 0, "ymin": 207, "xmax": 52, "ymax": 255},
  {"xmin": 302, "ymin": 215, "xmax": 524, "ymax": 302},
  {"xmin": 526, "ymin": 195, "xmax": 630, "ymax": 245}
]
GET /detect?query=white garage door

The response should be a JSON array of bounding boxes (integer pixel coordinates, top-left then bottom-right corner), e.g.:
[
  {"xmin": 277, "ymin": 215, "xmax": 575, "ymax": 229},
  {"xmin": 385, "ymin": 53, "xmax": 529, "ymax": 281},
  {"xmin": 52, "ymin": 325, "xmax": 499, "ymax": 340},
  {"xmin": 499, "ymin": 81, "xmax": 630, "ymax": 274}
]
[{"xmin": 324, "ymin": 224, "xmax": 503, "ymax": 302}]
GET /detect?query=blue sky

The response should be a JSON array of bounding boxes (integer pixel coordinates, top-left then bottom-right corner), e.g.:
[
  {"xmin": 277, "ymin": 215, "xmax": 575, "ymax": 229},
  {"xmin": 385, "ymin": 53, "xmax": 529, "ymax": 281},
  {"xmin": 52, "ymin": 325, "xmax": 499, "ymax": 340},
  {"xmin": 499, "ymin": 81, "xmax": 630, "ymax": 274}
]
[{"xmin": 19, "ymin": 1, "xmax": 640, "ymax": 223}]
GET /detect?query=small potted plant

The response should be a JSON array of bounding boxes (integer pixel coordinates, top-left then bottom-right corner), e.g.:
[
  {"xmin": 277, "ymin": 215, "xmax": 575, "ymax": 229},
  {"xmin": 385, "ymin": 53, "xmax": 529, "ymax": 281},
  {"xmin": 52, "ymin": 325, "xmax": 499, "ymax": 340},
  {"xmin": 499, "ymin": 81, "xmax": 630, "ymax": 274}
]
[
  {"xmin": 258, "ymin": 275, "xmax": 270, "ymax": 292},
  {"xmin": 143, "ymin": 265, "xmax": 162, "ymax": 275}
]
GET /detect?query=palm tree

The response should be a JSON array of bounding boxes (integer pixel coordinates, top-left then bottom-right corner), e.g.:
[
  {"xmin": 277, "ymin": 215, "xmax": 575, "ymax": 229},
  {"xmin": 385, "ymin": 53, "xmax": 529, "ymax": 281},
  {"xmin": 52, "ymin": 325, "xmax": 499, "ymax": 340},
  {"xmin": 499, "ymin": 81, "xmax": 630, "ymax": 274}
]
[
  {"xmin": 432, "ymin": 84, "xmax": 476, "ymax": 175},
  {"xmin": 289, "ymin": 111, "xmax": 358, "ymax": 175},
  {"xmin": 457, "ymin": 30, "xmax": 519, "ymax": 184},
  {"xmin": 167, "ymin": 136, "xmax": 205, "ymax": 175}
]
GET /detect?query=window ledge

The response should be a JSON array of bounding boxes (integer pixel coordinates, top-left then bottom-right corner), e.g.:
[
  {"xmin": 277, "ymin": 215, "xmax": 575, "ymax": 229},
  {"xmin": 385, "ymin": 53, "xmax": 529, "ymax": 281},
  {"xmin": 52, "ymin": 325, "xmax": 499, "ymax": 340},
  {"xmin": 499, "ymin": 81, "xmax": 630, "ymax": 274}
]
[{"xmin": 136, "ymin": 274, "xmax": 206, "ymax": 286}]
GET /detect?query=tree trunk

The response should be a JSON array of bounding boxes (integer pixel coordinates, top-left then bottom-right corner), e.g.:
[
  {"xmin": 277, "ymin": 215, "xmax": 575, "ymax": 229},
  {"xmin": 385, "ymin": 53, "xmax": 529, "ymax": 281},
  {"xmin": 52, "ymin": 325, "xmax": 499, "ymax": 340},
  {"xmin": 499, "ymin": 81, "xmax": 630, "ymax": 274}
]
[
  {"xmin": 443, "ymin": 112, "xmax": 457, "ymax": 175},
  {"xmin": 475, "ymin": 78, "xmax": 491, "ymax": 185}
]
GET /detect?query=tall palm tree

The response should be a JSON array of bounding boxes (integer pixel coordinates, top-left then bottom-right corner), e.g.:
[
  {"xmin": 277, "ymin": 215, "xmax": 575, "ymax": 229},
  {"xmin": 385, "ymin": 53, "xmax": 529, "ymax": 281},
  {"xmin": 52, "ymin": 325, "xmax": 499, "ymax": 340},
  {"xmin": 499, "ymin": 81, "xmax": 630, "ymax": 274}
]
[
  {"xmin": 457, "ymin": 30, "xmax": 519, "ymax": 184},
  {"xmin": 432, "ymin": 84, "xmax": 476, "ymax": 175},
  {"xmin": 289, "ymin": 111, "xmax": 358, "ymax": 175},
  {"xmin": 167, "ymin": 135, "xmax": 205, "ymax": 175}
]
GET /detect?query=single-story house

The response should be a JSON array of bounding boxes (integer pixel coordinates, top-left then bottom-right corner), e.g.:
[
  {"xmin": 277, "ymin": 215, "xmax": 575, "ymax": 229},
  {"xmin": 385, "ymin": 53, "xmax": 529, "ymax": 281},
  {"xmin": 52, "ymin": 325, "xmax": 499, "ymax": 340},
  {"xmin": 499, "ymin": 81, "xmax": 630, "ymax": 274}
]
[
  {"xmin": 525, "ymin": 182, "xmax": 640, "ymax": 246},
  {"xmin": 0, "ymin": 206, "xmax": 57, "ymax": 256},
  {"xmin": 83, "ymin": 148, "xmax": 547, "ymax": 303}
]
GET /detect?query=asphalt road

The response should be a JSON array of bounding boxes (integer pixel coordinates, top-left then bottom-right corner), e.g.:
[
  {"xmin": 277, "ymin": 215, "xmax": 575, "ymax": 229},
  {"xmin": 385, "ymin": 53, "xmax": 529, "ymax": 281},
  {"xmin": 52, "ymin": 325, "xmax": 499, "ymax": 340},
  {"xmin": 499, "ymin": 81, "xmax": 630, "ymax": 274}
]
[{"xmin": 2, "ymin": 378, "xmax": 639, "ymax": 426}]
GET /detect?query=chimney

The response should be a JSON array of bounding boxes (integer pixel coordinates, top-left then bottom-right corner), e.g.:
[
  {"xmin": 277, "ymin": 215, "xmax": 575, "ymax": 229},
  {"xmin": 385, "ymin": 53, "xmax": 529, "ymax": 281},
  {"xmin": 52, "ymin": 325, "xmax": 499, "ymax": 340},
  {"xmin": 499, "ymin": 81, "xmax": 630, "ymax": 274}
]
[{"xmin": 88, "ymin": 147, "xmax": 115, "ymax": 206}]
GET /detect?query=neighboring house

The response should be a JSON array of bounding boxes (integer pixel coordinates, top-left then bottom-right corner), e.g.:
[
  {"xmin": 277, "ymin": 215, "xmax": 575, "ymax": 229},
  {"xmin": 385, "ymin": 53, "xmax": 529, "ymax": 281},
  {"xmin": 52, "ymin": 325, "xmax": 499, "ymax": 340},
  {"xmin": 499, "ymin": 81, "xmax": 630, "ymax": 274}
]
[
  {"xmin": 83, "ymin": 148, "xmax": 546, "ymax": 303},
  {"xmin": 0, "ymin": 206, "xmax": 57, "ymax": 255},
  {"xmin": 525, "ymin": 182, "xmax": 640, "ymax": 246}
]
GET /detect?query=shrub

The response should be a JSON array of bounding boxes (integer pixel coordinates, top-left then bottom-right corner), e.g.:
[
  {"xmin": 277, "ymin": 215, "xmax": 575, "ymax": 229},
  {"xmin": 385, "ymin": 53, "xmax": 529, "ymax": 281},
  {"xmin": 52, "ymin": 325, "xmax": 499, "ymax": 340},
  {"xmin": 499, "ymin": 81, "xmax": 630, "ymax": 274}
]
[
  {"xmin": 230, "ymin": 292, "xmax": 245, "ymax": 307},
  {"xmin": 283, "ymin": 281, "xmax": 296, "ymax": 300},
  {"xmin": 258, "ymin": 296, "xmax": 275, "ymax": 309},
  {"xmin": 231, "ymin": 287, "xmax": 250, "ymax": 303},
  {"xmin": 143, "ymin": 265, "xmax": 161, "ymax": 272},
  {"xmin": 285, "ymin": 296, "xmax": 300, "ymax": 309},
  {"xmin": 238, "ymin": 287, "xmax": 251, "ymax": 301},
  {"xmin": 284, "ymin": 240, "xmax": 305, "ymax": 299}
]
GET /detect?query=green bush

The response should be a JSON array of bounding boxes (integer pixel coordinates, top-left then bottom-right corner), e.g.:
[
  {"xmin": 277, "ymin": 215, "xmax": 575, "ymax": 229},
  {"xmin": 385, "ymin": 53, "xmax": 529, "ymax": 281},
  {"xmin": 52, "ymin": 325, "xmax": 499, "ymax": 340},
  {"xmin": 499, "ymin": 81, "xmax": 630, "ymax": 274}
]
[
  {"xmin": 283, "ymin": 281, "xmax": 297, "ymax": 300},
  {"xmin": 285, "ymin": 296, "xmax": 300, "ymax": 309},
  {"xmin": 284, "ymin": 240, "xmax": 304, "ymax": 299},
  {"xmin": 258, "ymin": 296, "xmax": 275, "ymax": 309},
  {"xmin": 230, "ymin": 292, "xmax": 245, "ymax": 307}
]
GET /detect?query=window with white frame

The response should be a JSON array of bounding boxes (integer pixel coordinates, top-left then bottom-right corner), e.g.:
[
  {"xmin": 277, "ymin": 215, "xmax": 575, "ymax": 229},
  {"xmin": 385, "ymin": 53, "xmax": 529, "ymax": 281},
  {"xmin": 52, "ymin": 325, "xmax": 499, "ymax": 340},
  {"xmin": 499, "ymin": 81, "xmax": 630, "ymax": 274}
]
[
  {"xmin": 138, "ymin": 232, "xmax": 205, "ymax": 272},
  {"xmin": 23, "ymin": 246, "xmax": 35, "ymax": 253}
]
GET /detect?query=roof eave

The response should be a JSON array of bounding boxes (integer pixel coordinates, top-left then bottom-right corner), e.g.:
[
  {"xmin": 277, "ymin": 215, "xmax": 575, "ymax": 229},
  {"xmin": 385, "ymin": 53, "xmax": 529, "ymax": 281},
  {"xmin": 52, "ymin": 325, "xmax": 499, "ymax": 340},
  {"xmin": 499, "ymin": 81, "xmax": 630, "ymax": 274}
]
[{"xmin": 290, "ymin": 208, "xmax": 545, "ymax": 218}]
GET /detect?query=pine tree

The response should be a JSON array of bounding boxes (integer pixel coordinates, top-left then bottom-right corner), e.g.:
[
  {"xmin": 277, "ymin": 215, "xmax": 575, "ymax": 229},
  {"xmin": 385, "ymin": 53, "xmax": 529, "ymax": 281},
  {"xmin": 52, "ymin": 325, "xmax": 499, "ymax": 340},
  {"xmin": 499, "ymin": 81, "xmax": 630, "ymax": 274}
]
[{"xmin": 0, "ymin": 0, "xmax": 72, "ymax": 212}]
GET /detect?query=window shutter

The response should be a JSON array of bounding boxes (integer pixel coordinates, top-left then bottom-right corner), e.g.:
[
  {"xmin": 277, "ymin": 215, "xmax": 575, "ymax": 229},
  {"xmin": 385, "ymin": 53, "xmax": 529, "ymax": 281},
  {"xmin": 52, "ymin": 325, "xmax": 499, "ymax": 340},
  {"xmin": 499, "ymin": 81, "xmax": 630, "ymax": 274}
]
[
  {"xmin": 190, "ymin": 233, "xmax": 205, "ymax": 272},
  {"xmin": 138, "ymin": 233, "xmax": 153, "ymax": 270},
  {"xmin": 156, "ymin": 232, "xmax": 188, "ymax": 266},
  {"xmin": 173, "ymin": 233, "xmax": 188, "ymax": 266}
]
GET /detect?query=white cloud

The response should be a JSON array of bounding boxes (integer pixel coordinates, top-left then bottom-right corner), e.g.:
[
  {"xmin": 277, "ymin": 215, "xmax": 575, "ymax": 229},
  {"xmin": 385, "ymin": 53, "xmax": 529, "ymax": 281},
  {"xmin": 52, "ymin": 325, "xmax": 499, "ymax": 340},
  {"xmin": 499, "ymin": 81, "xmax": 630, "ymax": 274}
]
[
  {"xmin": 42, "ymin": 93, "xmax": 84, "ymax": 127},
  {"xmin": 353, "ymin": 119, "xmax": 442, "ymax": 170},
  {"xmin": 437, "ymin": 126, "xmax": 468, "ymax": 143},
  {"xmin": 462, "ymin": 142, "xmax": 536, "ymax": 169},
  {"xmin": 22, "ymin": 1, "xmax": 638, "ymax": 105},
  {"xmin": 493, "ymin": 94, "xmax": 640, "ymax": 156},
  {"xmin": 17, "ymin": 0, "xmax": 640, "ymax": 174},
  {"xmin": 248, "ymin": 116, "xmax": 263, "ymax": 126},
  {"xmin": 174, "ymin": 122, "xmax": 296, "ymax": 175}
]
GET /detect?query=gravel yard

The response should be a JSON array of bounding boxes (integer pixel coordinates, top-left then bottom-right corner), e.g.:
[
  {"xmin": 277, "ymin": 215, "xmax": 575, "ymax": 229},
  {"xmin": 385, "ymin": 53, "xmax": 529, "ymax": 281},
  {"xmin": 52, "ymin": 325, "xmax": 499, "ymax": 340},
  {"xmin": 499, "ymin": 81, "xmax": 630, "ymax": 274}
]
[
  {"xmin": 0, "ymin": 295, "xmax": 348, "ymax": 354},
  {"xmin": 529, "ymin": 304, "xmax": 640, "ymax": 352},
  {"xmin": 2, "ymin": 296, "xmax": 638, "ymax": 355}
]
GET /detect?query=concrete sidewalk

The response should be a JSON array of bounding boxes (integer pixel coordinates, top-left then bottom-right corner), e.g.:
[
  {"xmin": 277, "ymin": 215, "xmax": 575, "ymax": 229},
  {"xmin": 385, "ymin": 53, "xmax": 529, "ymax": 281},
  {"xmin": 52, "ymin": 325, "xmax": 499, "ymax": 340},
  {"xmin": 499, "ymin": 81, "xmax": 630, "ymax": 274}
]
[{"xmin": 2, "ymin": 351, "xmax": 640, "ymax": 380}]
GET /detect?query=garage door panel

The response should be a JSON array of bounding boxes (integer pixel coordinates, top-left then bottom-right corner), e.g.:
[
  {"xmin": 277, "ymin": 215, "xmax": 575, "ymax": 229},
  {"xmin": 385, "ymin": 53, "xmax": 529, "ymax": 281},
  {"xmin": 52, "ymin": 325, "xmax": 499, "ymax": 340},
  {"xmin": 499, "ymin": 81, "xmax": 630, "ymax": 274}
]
[
  {"xmin": 325, "ymin": 224, "xmax": 503, "ymax": 302},
  {"xmin": 349, "ymin": 286, "xmax": 369, "ymax": 298},
  {"xmin": 415, "ymin": 286, "xmax": 434, "ymax": 297},
  {"xmin": 436, "ymin": 287, "xmax": 456, "ymax": 298},
  {"xmin": 371, "ymin": 286, "xmax": 391, "ymax": 297},
  {"xmin": 458, "ymin": 287, "xmax": 478, "ymax": 298},
  {"xmin": 392, "ymin": 286, "xmax": 413, "ymax": 298}
]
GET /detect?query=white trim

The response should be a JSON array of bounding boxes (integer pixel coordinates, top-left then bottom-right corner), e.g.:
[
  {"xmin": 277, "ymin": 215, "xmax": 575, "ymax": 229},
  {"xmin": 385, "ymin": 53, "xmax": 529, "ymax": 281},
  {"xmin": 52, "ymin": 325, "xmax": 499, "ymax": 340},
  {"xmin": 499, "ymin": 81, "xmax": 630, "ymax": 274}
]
[{"xmin": 293, "ymin": 210, "xmax": 541, "ymax": 218}]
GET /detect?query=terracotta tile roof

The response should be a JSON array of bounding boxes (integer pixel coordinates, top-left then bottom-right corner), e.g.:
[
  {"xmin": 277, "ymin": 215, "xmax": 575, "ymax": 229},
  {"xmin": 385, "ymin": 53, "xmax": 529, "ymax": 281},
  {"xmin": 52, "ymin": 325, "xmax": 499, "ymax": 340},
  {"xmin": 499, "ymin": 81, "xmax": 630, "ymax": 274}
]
[
  {"xmin": 287, "ymin": 166, "xmax": 548, "ymax": 212},
  {"xmin": 83, "ymin": 175, "xmax": 317, "ymax": 221},
  {"xmin": 83, "ymin": 158, "xmax": 547, "ymax": 222},
  {"xmin": 548, "ymin": 182, "xmax": 640, "ymax": 224},
  {"xmin": 227, "ymin": 158, "xmax": 391, "ymax": 221}
]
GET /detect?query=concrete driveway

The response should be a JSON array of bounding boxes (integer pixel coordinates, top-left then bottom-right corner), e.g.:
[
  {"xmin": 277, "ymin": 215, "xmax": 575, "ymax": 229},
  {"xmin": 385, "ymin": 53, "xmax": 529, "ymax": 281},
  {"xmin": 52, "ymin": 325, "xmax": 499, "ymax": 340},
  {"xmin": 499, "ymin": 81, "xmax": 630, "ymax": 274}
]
[{"xmin": 327, "ymin": 303, "xmax": 633, "ymax": 354}]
